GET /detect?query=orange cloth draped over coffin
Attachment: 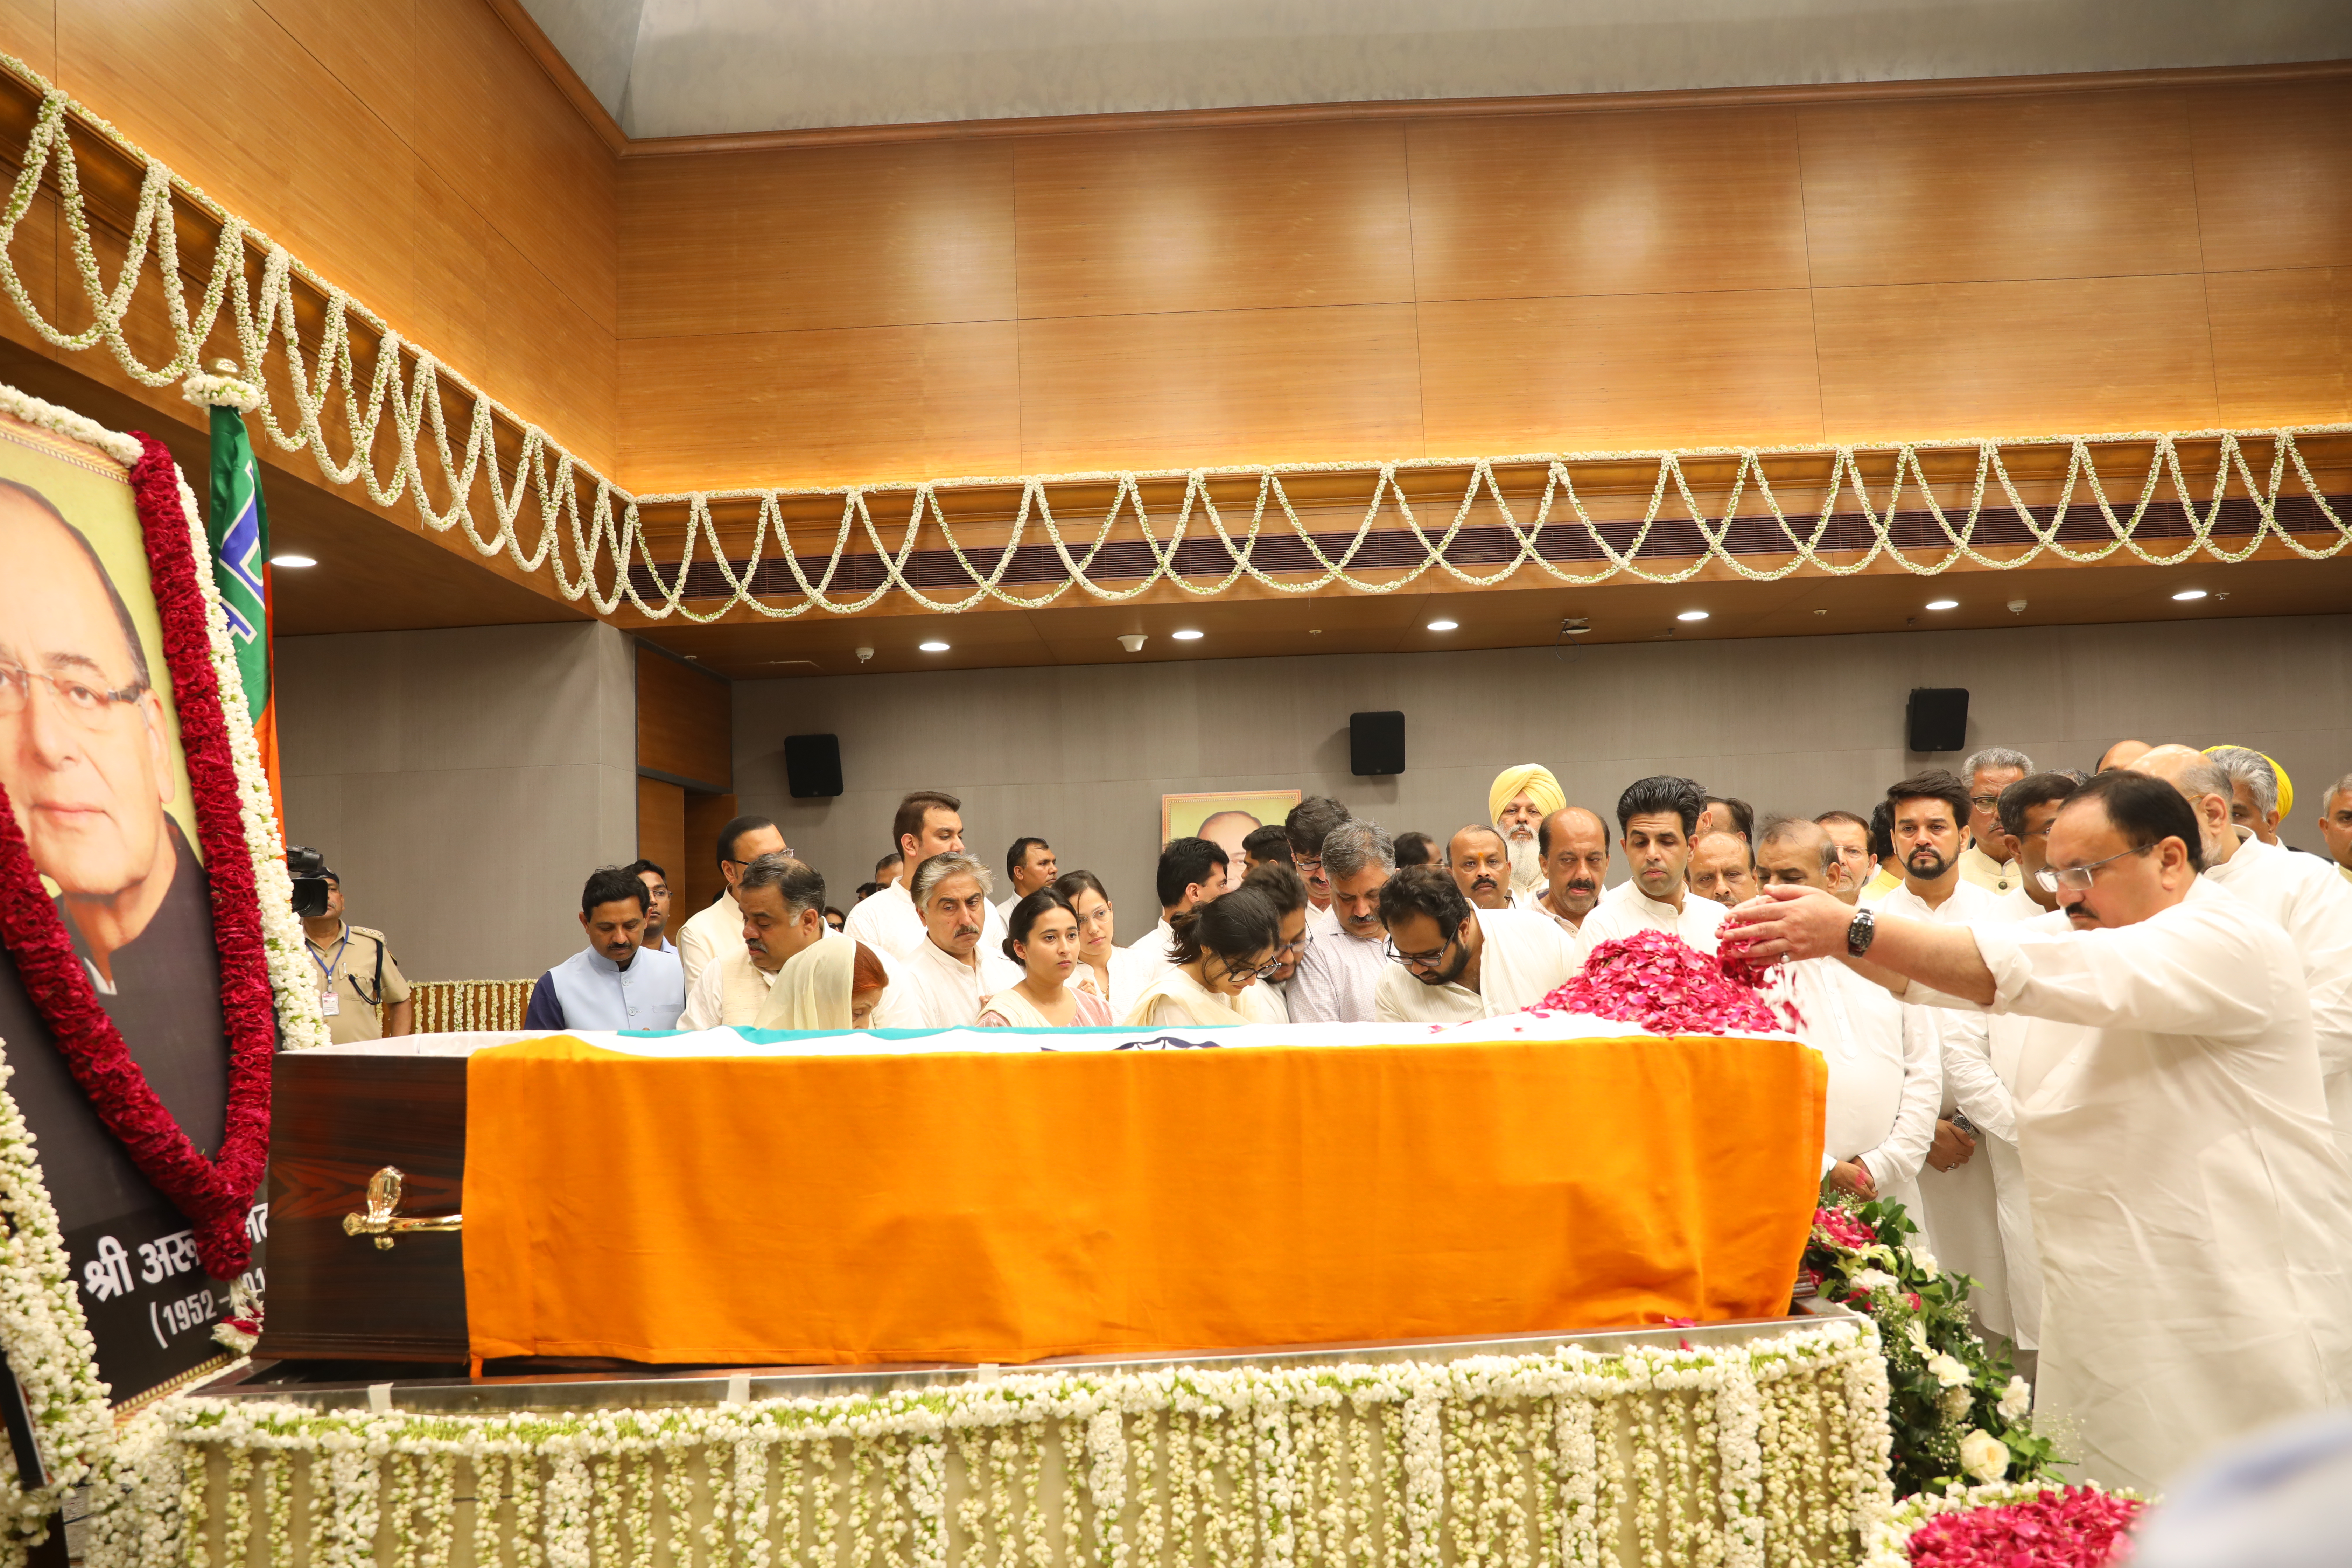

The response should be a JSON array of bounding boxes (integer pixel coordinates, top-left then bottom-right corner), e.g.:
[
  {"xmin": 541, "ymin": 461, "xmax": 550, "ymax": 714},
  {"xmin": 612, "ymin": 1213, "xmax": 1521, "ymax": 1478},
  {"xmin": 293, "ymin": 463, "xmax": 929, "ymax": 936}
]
[{"xmin": 461, "ymin": 1034, "xmax": 1826, "ymax": 1366}]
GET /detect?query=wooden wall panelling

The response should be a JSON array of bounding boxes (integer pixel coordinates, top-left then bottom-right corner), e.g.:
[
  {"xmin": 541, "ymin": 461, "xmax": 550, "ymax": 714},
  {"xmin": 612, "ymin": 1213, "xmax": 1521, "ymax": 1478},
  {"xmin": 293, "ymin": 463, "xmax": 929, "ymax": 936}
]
[
  {"xmin": 1416, "ymin": 289, "xmax": 1826, "ymax": 453},
  {"xmin": 1404, "ymin": 107, "xmax": 1809, "ymax": 302},
  {"xmin": 620, "ymin": 141, "xmax": 1017, "ymax": 338},
  {"xmin": 1812, "ymin": 274, "xmax": 2221, "ymax": 440},
  {"xmin": 1017, "ymin": 304, "xmax": 1425, "ymax": 474},
  {"xmin": 636, "ymin": 775, "xmax": 686, "ymax": 887},
  {"xmin": 2188, "ymin": 81, "xmax": 2352, "ymax": 274},
  {"xmin": 1012, "ymin": 122, "xmax": 1414, "ymax": 318},
  {"xmin": 1797, "ymin": 91, "xmax": 2206, "ymax": 288},
  {"xmin": 680, "ymin": 789, "xmax": 740, "ymax": 929},
  {"xmin": 636, "ymin": 640, "xmax": 734, "ymax": 789},
  {"xmin": 2207, "ymin": 267, "xmax": 2352, "ymax": 426}
]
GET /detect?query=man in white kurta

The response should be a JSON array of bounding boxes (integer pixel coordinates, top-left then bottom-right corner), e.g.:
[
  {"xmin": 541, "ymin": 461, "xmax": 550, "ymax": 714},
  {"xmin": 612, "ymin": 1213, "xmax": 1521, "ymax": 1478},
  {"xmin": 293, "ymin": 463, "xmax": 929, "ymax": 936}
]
[
  {"xmin": 1874, "ymin": 773, "xmax": 2018, "ymax": 1343},
  {"xmin": 1574, "ymin": 775, "xmax": 1724, "ymax": 960},
  {"xmin": 678, "ymin": 855, "xmax": 829, "ymax": 1030},
  {"xmin": 1288, "ymin": 821, "xmax": 1395, "ymax": 1023},
  {"xmin": 1725, "ymin": 772, "xmax": 2352, "ymax": 1493},
  {"xmin": 1755, "ymin": 821, "xmax": 1941, "ymax": 1234},
  {"xmin": 1574, "ymin": 872, "xmax": 1727, "ymax": 957},
  {"xmin": 874, "ymin": 854, "xmax": 1023, "ymax": 1028},
  {"xmin": 1528, "ymin": 806, "xmax": 1612, "ymax": 935},
  {"xmin": 844, "ymin": 792, "xmax": 1009, "ymax": 963},
  {"xmin": 1374, "ymin": 873, "xmax": 1582, "ymax": 1023},
  {"xmin": 2137, "ymin": 746, "xmax": 2352, "ymax": 1158}
]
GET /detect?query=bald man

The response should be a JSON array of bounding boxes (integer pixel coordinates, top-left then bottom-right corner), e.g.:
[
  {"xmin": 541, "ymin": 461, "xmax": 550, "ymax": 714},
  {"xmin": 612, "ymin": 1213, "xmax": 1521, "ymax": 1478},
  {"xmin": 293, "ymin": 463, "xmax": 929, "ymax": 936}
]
[
  {"xmin": 0, "ymin": 477, "xmax": 232, "ymax": 1264},
  {"xmin": 1534, "ymin": 806, "xmax": 1611, "ymax": 932},
  {"xmin": 1446, "ymin": 824, "xmax": 1513, "ymax": 911},
  {"xmin": 2096, "ymin": 739, "xmax": 2151, "ymax": 774},
  {"xmin": 2137, "ymin": 744, "xmax": 2352, "ymax": 1157},
  {"xmin": 1490, "ymin": 764, "xmax": 1566, "ymax": 903}
]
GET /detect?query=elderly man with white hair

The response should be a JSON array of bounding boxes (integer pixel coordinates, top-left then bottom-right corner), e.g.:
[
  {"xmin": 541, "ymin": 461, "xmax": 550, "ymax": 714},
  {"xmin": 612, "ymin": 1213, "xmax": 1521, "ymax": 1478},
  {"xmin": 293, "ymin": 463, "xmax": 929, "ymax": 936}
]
[
  {"xmin": 2207, "ymin": 745, "xmax": 2292, "ymax": 847},
  {"xmin": 877, "ymin": 853, "xmax": 1023, "ymax": 1028},
  {"xmin": 1489, "ymin": 764, "xmax": 1566, "ymax": 906},
  {"xmin": 1958, "ymin": 746, "xmax": 2033, "ymax": 896},
  {"xmin": 2136, "ymin": 745, "xmax": 2352, "ymax": 1157}
]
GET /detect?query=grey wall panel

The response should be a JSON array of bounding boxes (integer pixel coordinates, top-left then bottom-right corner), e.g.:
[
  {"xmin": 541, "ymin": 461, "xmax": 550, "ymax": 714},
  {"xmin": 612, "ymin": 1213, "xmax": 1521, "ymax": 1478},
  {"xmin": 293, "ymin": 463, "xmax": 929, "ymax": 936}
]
[
  {"xmin": 733, "ymin": 615, "xmax": 2352, "ymax": 947},
  {"xmin": 278, "ymin": 622, "xmax": 638, "ymax": 981}
]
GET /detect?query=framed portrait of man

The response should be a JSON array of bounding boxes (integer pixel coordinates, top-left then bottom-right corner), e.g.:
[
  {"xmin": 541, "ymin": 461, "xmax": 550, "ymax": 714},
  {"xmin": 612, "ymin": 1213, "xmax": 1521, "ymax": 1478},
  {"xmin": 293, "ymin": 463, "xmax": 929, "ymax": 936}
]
[
  {"xmin": 1161, "ymin": 790, "xmax": 1303, "ymax": 866},
  {"xmin": 0, "ymin": 410, "xmax": 261, "ymax": 1405}
]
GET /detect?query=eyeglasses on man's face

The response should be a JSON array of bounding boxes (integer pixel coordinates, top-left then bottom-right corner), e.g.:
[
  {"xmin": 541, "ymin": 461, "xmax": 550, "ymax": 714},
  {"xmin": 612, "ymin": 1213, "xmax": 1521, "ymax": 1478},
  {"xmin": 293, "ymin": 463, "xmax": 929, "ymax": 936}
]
[
  {"xmin": 1385, "ymin": 927, "xmax": 1461, "ymax": 971},
  {"xmin": 1968, "ymin": 793, "xmax": 2003, "ymax": 812},
  {"xmin": 0, "ymin": 660, "xmax": 149, "ymax": 732},
  {"xmin": 2034, "ymin": 843, "xmax": 2151, "ymax": 893}
]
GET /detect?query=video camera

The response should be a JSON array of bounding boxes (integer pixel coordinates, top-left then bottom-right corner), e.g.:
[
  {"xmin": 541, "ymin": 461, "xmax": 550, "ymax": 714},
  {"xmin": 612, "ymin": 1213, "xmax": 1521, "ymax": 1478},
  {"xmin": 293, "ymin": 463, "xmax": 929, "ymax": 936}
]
[{"xmin": 287, "ymin": 845, "xmax": 332, "ymax": 919}]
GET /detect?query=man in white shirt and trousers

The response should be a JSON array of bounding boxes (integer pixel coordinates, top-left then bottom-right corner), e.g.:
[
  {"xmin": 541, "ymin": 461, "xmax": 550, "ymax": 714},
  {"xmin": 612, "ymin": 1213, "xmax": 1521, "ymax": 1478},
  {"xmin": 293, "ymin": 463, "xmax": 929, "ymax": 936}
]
[
  {"xmin": 1870, "ymin": 770, "xmax": 2018, "ymax": 1345},
  {"xmin": 1753, "ymin": 819, "xmax": 1941, "ymax": 1229},
  {"xmin": 844, "ymin": 790, "xmax": 1009, "ymax": 964},
  {"xmin": 1372, "ymin": 866, "xmax": 1581, "ymax": 1023},
  {"xmin": 1727, "ymin": 770, "xmax": 2352, "ymax": 1494}
]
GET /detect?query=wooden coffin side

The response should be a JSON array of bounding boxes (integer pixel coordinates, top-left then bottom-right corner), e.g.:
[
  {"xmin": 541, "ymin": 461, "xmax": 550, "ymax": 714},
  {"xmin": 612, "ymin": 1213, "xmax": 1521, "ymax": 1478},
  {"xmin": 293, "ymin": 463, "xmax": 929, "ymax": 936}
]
[{"xmin": 258, "ymin": 1053, "xmax": 468, "ymax": 1361}]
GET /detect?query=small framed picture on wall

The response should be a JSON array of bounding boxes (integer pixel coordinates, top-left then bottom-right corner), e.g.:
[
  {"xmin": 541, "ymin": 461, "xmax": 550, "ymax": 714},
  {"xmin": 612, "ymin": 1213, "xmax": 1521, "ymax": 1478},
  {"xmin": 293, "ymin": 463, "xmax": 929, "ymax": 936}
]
[{"xmin": 1161, "ymin": 790, "xmax": 1303, "ymax": 866}]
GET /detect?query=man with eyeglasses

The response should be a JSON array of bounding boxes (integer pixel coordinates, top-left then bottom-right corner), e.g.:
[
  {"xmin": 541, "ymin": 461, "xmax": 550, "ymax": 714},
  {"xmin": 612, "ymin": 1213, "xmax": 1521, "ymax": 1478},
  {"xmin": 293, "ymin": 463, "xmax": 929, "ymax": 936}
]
[
  {"xmin": 0, "ymin": 480, "xmax": 231, "ymax": 1127},
  {"xmin": 1235, "ymin": 861, "xmax": 1311, "ymax": 1024},
  {"xmin": 674, "ymin": 814, "xmax": 789, "ymax": 988},
  {"xmin": 1726, "ymin": 770, "xmax": 2352, "ymax": 1494},
  {"xmin": 2135, "ymin": 746, "xmax": 2352, "ymax": 1158},
  {"xmin": 1285, "ymin": 795, "xmax": 1352, "ymax": 941},
  {"xmin": 1958, "ymin": 747, "xmax": 2033, "ymax": 897},
  {"xmin": 1372, "ymin": 866, "xmax": 1579, "ymax": 1025}
]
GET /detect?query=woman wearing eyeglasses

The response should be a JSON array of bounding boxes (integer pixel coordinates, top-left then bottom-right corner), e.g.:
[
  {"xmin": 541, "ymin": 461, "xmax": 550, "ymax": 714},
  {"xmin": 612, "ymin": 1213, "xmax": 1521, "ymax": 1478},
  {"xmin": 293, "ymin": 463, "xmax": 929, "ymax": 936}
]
[
  {"xmin": 1121, "ymin": 885, "xmax": 1282, "ymax": 1027},
  {"xmin": 980, "ymin": 890, "xmax": 1112, "ymax": 1028}
]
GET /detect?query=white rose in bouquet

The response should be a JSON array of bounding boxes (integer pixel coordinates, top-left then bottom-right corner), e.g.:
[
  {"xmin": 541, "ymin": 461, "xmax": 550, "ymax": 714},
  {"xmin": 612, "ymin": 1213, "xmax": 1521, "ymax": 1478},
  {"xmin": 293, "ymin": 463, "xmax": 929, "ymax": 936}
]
[
  {"xmin": 1849, "ymin": 1267, "xmax": 1902, "ymax": 1296},
  {"xmin": 1927, "ymin": 1351, "xmax": 1970, "ymax": 1387},
  {"xmin": 1959, "ymin": 1428, "xmax": 2010, "ymax": 1483},
  {"xmin": 1997, "ymin": 1375, "xmax": 2032, "ymax": 1421}
]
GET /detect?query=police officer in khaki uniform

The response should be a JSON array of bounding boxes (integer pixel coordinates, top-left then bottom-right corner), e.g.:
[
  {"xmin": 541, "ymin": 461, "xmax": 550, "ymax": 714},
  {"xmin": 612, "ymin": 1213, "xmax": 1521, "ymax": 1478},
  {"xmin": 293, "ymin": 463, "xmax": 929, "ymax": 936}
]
[{"xmin": 298, "ymin": 863, "xmax": 413, "ymax": 1043}]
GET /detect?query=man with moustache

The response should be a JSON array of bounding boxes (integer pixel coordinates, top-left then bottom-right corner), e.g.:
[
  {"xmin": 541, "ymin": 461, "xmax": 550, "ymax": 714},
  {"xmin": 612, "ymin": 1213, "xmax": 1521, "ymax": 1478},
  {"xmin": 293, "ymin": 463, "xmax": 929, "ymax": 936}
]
[
  {"xmin": 1871, "ymin": 769, "xmax": 2018, "ymax": 1345},
  {"xmin": 1958, "ymin": 748, "xmax": 2033, "ymax": 895},
  {"xmin": 1726, "ymin": 772, "xmax": 2352, "ymax": 1493},
  {"xmin": 877, "ymin": 853, "xmax": 1021, "ymax": 1028},
  {"xmin": 1446, "ymin": 824, "xmax": 1513, "ymax": 911},
  {"xmin": 1488, "ymin": 764, "xmax": 1566, "ymax": 906},
  {"xmin": 1814, "ymin": 810, "xmax": 1879, "ymax": 905},
  {"xmin": 1687, "ymin": 829, "xmax": 1759, "ymax": 906},
  {"xmin": 1573, "ymin": 776, "xmax": 1726, "ymax": 958},
  {"xmin": 1286, "ymin": 795, "xmax": 1352, "ymax": 940},
  {"xmin": 525, "ymin": 866, "xmax": 687, "ymax": 1030},
  {"xmin": 679, "ymin": 854, "xmax": 828, "ymax": 1030},
  {"xmin": 1373, "ymin": 866, "xmax": 1580, "ymax": 1024},
  {"xmin": 845, "ymin": 790, "xmax": 1010, "ymax": 962},
  {"xmin": 1534, "ymin": 806, "xmax": 1611, "ymax": 935},
  {"xmin": 1752, "ymin": 819, "xmax": 1938, "ymax": 1225},
  {"xmin": 1288, "ymin": 819, "xmax": 1394, "ymax": 1023},
  {"xmin": 1997, "ymin": 773, "xmax": 2084, "ymax": 917}
]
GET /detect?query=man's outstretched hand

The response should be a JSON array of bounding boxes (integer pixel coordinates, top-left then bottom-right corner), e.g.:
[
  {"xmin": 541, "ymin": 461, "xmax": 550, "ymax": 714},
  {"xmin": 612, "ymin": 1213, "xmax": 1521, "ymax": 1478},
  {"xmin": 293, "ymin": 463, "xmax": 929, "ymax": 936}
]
[{"xmin": 1723, "ymin": 884, "xmax": 1854, "ymax": 964}]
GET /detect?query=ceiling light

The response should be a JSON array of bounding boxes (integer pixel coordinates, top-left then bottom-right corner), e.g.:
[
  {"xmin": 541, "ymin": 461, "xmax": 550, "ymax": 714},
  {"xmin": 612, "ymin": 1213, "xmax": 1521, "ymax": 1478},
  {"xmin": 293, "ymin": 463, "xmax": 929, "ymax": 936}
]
[
  {"xmin": 1676, "ymin": 610, "xmax": 1709, "ymax": 623},
  {"xmin": 271, "ymin": 553, "xmax": 316, "ymax": 568},
  {"xmin": 2171, "ymin": 588, "xmax": 2208, "ymax": 602},
  {"xmin": 1171, "ymin": 629, "xmax": 1204, "ymax": 641},
  {"xmin": 1925, "ymin": 598, "xmax": 1958, "ymax": 611},
  {"xmin": 1427, "ymin": 618, "xmax": 1458, "ymax": 631},
  {"xmin": 919, "ymin": 640, "xmax": 950, "ymax": 652}
]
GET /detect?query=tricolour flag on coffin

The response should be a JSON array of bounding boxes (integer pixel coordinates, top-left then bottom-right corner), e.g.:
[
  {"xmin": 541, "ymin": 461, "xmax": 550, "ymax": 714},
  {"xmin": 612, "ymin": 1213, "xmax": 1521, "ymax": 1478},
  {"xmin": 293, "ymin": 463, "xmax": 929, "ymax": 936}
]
[{"xmin": 205, "ymin": 403, "xmax": 283, "ymax": 823}]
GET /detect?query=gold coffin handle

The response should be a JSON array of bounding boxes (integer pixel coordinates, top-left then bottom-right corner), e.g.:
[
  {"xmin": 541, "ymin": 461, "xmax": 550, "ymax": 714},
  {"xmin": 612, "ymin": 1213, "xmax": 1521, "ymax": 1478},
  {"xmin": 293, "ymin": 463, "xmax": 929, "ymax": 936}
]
[{"xmin": 341, "ymin": 1165, "xmax": 462, "ymax": 1250}]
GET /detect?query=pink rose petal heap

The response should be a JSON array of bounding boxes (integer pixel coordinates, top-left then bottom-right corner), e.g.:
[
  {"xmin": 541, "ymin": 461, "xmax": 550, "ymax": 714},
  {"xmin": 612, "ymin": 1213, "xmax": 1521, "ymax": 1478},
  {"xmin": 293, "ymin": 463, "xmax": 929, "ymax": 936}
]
[
  {"xmin": 1529, "ymin": 928, "xmax": 1795, "ymax": 1036},
  {"xmin": 1904, "ymin": 1486, "xmax": 2145, "ymax": 1567},
  {"xmin": 1812, "ymin": 1205, "xmax": 1880, "ymax": 1251}
]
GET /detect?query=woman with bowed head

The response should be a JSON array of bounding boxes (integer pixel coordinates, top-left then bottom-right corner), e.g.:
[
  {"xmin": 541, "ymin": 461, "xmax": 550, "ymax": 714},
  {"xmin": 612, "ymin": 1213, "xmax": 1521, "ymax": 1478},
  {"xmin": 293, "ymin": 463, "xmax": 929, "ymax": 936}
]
[
  {"xmin": 754, "ymin": 938, "xmax": 890, "ymax": 1030},
  {"xmin": 1122, "ymin": 885, "xmax": 1283, "ymax": 1027},
  {"xmin": 1054, "ymin": 869, "xmax": 1130, "ymax": 1016},
  {"xmin": 849, "ymin": 940, "xmax": 889, "ymax": 1028},
  {"xmin": 981, "ymin": 891, "xmax": 1113, "ymax": 1028}
]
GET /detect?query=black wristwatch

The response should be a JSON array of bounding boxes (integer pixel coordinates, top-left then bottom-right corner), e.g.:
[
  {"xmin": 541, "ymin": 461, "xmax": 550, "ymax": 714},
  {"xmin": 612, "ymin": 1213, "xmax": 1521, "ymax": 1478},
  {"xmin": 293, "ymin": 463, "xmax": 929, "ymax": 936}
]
[{"xmin": 1846, "ymin": 906, "xmax": 1877, "ymax": 957}]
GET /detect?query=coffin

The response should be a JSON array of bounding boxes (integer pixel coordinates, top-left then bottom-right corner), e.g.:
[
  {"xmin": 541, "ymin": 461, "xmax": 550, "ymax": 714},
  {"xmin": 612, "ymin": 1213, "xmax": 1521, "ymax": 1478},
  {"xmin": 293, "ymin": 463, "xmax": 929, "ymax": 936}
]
[{"xmin": 258, "ymin": 1048, "xmax": 468, "ymax": 1361}]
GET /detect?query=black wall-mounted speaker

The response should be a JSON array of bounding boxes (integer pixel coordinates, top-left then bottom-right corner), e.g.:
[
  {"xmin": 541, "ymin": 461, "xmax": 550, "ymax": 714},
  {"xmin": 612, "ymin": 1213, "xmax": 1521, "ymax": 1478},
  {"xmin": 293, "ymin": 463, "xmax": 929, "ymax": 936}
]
[
  {"xmin": 1906, "ymin": 689, "xmax": 1970, "ymax": 754},
  {"xmin": 783, "ymin": 733, "xmax": 844, "ymax": 798},
  {"xmin": 1351, "ymin": 710, "xmax": 1406, "ymax": 776}
]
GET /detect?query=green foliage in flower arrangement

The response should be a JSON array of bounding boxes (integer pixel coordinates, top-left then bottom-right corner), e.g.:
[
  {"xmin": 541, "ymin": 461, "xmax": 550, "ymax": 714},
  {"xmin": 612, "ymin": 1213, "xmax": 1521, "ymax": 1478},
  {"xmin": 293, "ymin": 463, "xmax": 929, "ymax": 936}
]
[{"xmin": 1805, "ymin": 1192, "xmax": 2062, "ymax": 1498}]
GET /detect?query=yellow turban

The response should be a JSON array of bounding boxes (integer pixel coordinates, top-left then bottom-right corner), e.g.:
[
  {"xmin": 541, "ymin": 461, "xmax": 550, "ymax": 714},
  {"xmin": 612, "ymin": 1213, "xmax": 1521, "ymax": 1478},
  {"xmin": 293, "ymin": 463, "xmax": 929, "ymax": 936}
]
[
  {"xmin": 1489, "ymin": 764, "xmax": 1567, "ymax": 826},
  {"xmin": 2204, "ymin": 745, "xmax": 2294, "ymax": 816}
]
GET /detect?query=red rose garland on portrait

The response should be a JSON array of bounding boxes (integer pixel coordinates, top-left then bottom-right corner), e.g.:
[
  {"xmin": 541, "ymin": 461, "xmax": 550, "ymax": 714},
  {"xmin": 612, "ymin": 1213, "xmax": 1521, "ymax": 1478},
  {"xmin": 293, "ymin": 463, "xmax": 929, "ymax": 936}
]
[{"xmin": 0, "ymin": 433, "xmax": 273, "ymax": 1279}]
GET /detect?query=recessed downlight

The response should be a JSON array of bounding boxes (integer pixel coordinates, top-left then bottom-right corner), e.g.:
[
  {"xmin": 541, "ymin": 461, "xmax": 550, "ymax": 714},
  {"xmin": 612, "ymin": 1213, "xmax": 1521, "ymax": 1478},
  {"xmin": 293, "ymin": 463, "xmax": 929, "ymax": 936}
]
[
  {"xmin": 1171, "ymin": 629, "xmax": 1204, "ymax": 641},
  {"xmin": 1427, "ymin": 619, "xmax": 1459, "ymax": 631},
  {"xmin": 1676, "ymin": 610, "xmax": 1709, "ymax": 623},
  {"xmin": 1925, "ymin": 598, "xmax": 1959, "ymax": 611},
  {"xmin": 271, "ymin": 553, "xmax": 317, "ymax": 568},
  {"xmin": 2171, "ymin": 588, "xmax": 2208, "ymax": 602},
  {"xmin": 919, "ymin": 640, "xmax": 950, "ymax": 652}
]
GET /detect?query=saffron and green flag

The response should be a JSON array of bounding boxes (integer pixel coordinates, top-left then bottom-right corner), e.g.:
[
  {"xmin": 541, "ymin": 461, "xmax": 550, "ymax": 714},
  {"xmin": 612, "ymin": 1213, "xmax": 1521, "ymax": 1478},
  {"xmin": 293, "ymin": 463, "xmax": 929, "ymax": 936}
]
[{"xmin": 205, "ymin": 405, "xmax": 283, "ymax": 824}]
